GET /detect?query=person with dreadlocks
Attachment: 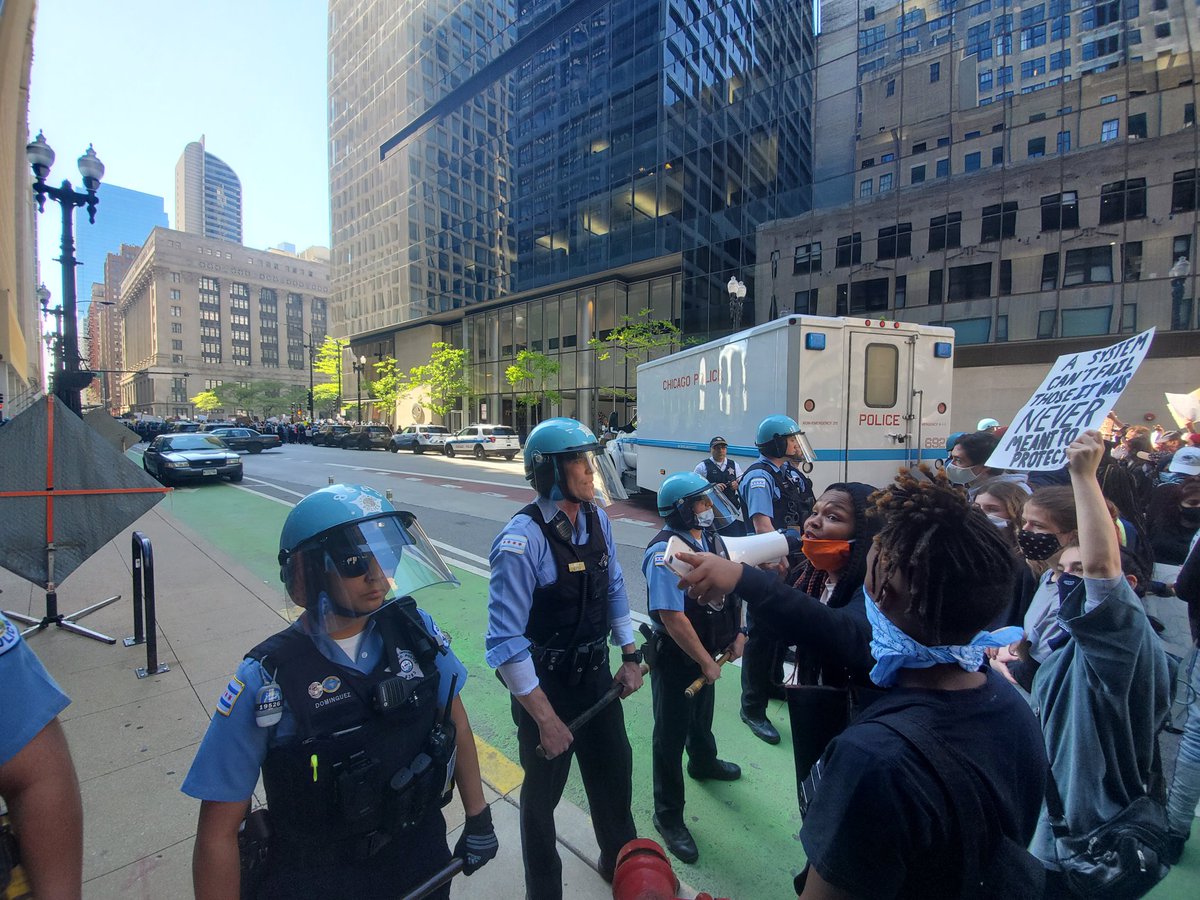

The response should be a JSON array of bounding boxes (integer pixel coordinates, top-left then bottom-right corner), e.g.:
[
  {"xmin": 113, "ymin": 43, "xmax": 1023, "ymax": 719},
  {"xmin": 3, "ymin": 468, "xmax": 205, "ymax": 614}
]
[{"xmin": 680, "ymin": 468, "xmax": 1047, "ymax": 897}]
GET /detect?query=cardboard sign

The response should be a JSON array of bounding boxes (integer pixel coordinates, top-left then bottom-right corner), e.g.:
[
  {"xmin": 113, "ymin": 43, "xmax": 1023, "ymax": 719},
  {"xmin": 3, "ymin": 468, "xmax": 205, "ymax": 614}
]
[{"xmin": 987, "ymin": 328, "xmax": 1155, "ymax": 471}]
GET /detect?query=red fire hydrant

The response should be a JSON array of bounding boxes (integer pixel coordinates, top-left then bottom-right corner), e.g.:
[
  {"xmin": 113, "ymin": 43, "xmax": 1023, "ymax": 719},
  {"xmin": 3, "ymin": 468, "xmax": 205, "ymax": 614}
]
[{"xmin": 611, "ymin": 838, "xmax": 729, "ymax": 900}]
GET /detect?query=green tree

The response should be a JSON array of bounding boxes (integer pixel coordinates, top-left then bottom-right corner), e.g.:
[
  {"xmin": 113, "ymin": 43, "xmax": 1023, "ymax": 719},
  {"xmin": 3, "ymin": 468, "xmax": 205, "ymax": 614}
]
[
  {"xmin": 587, "ymin": 308, "xmax": 688, "ymax": 363},
  {"xmin": 190, "ymin": 389, "xmax": 222, "ymax": 413},
  {"xmin": 505, "ymin": 349, "xmax": 561, "ymax": 407},
  {"xmin": 312, "ymin": 336, "xmax": 347, "ymax": 415},
  {"xmin": 370, "ymin": 356, "xmax": 408, "ymax": 425},
  {"xmin": 407, "ymin": 342, "xmax": 468, "ymax": 418}
]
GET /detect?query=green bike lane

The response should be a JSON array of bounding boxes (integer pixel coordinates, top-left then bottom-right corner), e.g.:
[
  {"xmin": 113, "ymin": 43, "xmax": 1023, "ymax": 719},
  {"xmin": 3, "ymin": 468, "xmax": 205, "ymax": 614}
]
[{"xmin": 155, "ymin": 480, "xmax": 1200, "ymax": 898}]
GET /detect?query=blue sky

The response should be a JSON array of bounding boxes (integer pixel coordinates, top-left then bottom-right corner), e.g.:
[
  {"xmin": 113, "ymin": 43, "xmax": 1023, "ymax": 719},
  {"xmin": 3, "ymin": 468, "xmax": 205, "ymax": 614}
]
[{"xmin": 28, "ymin": 0, "xmax": 330, "ymax": 281}]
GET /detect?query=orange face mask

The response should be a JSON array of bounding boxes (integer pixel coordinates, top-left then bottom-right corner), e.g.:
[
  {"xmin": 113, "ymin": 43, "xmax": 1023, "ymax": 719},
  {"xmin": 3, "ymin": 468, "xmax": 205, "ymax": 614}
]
[{"xmin": 801, "ymin": 538, "xmax": 853, "ymax": 573}]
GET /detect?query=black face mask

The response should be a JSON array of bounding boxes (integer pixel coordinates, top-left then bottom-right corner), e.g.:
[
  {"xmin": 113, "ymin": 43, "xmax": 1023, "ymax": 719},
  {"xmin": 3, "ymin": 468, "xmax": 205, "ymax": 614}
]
[
  {"xmin": 1018, "ymin": 529, "xmax": 1061, "ymax": 561},
  {"xmin": 1181, "ymin": 507, "xmax": 1200, "ymax": 528},
  {"xmin": 1056, "ymin": 572, "xmax": 1083, "ymax": 606}
]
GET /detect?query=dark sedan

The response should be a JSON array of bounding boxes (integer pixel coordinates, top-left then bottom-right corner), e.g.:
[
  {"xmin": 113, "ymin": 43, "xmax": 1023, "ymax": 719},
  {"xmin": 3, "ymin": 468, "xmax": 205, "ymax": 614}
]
[
  {"xmin": 341, "ymin": 425, "xmax": 394, "ymax": 450},
  {"xmin": 206, "ymin": 427, "xmax": 282, "ymax": 454},
  {"xmin": 142, "ymin": 434, "xmax": 244, "ymax": 486},
  {"xmin": 313, "ymin": 425, "xmax": 351, "ymax": 446}
]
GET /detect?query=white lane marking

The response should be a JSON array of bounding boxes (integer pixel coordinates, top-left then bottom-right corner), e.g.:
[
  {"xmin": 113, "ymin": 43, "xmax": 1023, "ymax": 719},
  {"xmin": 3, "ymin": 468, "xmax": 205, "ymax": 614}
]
[
  {"xmin": 229, "ymin": 483, "xmax": 294, "ymax": 507},
  {"xmin": 430, "ymin": 540, "xmax": 490, "ymax": 565},
  {"xmin": 481, "ymin": 491, "xmax": 508, "ymax": 498},
  {"xmin": 439, "ymin": 484, "xmax": 462, "ymax": 490},
  {"xmin": 243, "ymin": 477, "xmax": 307, "ymax": 498},
  {"xmin": 325, "ymin": 461, "xmax": 528, "ymax": 492}
]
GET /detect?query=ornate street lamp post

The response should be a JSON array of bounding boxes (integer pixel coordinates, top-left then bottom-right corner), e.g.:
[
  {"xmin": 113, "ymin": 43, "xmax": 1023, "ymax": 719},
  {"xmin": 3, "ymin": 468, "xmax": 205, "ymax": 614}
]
[
  {"xmin": 26, "ymin": 132, "xmax": 104, "ymax": 417},
  {"xmin": 727, "ymin": 276, "xmax": 748, "ymax": 332},
  {"xmin": 352, "ymin": 354, "xmax": 367, "ymax": 424}
]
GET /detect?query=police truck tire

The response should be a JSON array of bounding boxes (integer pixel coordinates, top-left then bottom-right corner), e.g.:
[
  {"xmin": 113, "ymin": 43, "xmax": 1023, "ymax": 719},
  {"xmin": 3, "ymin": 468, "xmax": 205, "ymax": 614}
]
[
  {"xmin": 473, "ymin": 444, "xmax": 486, "ymax": 459},
  {"xmin": 229, "ymin": 470, "xmax": 243, "ymax": 483},
  {"xmin": 413, "ymin": 445, "xmax": 423, "ymax": 454},
  {"xmin": 250, "ymin": 445, "xmax": 263, "ymax": 454},
  {"xmin": 445, "ymin": 444, "xmax": 456, "ymax": 458},
  {"xmin": 504, "ymin": 453, "xmax": 516, "ymax": 461}
]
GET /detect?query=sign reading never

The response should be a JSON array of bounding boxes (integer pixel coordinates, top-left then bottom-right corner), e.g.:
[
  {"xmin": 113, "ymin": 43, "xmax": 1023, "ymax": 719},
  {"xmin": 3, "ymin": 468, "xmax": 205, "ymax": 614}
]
[{"xmin": 987, "ymin": 327, "xmax": 1155, "ymax": 472}]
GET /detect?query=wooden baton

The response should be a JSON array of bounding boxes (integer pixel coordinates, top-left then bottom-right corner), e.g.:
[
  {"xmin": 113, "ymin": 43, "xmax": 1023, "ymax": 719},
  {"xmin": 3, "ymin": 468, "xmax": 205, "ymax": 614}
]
[{"xmin": 684, "ymin": 651, "xmax": 731, "ymax": 698}]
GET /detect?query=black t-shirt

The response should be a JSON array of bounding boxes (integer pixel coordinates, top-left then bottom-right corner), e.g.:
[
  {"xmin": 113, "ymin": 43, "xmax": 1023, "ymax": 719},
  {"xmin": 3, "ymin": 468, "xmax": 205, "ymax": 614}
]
[{"xmin": 797, "ymin": 669, "xmax": 1046, "ymax": 899}]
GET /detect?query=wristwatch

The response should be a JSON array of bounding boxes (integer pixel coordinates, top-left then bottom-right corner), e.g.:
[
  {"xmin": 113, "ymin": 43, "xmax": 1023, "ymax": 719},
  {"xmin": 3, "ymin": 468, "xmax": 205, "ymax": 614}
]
[{"xmin": 621, "ymin": 649, "xmax": 643, "ymax": 664}]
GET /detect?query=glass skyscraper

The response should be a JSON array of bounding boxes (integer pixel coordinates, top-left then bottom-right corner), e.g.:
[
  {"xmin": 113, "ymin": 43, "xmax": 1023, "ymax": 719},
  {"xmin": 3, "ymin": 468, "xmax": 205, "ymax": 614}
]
[
  {"xmin": 176, "ymin": 137, "xmax": 243, "ymax": 245},
  {"xmin": 328, "ymin": 0, "xmax": 816, "ymax": 425},
  {"xmin": 72, "ymin": 182, "xmax": 168, "ymax": 320}
]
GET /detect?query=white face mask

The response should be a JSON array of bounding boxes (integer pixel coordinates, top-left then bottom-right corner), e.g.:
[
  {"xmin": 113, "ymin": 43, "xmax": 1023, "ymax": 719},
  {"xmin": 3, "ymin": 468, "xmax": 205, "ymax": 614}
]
[
  {"xmin": 986, "ymin": 513, "xmax": 1010, "ymax": 529},
  {"xmin": 694, "ymin": 509, "xmax": 715, "ymax": 528},
  {"xmin": 944, "ymin": 462, "xmax": 978, "ymax": 485}
]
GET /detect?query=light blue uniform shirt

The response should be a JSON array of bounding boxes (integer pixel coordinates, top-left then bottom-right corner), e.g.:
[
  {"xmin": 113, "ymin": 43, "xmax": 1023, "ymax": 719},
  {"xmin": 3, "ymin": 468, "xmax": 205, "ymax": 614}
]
[
  {"xmin": 182, "ymin": 608, "xmax": 466, "ymax": 803},
  {"xmin": 485, "ymin": 497, "xmax": 634, "ymax": 668},
  {"xmin": 739, "ymin": 456, "xmax": 809, "ymax": 523},
  {"xmin": 0, "ymin": 613, "xmax": 70, "ymax": 766},
  {"xmin": 642, "ymin": 530, "xmax": 715, "ymax": 619}
]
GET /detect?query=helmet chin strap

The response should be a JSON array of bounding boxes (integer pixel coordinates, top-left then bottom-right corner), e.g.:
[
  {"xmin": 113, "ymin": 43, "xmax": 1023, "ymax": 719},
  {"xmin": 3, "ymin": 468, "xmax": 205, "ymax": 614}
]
[{"xmin": 318, "ymin": 591, "xmax": 372, "ymax": 622}]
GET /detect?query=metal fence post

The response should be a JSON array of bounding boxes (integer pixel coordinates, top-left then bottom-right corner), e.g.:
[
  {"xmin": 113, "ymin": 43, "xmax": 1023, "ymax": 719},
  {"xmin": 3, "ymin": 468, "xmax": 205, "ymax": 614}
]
[{"xmin": 126, "ymin": 531, "xmax": 169, "ymax": 678}]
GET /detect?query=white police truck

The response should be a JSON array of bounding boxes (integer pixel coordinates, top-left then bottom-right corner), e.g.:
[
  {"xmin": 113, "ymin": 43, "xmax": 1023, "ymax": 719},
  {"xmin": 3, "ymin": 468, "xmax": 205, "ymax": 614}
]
[{"xmin": 609, "ymin": 315, "xmax": 956, "ymax": 495}]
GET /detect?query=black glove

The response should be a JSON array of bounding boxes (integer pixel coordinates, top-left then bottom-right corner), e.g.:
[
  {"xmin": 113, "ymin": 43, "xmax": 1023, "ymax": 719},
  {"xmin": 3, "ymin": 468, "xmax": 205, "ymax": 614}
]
[{"xmin": 454, "ymin": 806, "xmax": 498, "ymax": 875}]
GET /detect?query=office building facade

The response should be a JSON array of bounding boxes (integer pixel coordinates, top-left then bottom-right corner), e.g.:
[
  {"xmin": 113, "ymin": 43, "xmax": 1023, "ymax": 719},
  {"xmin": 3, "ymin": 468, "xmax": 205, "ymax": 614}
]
[
  {"xmin": 757, "ymin": 0, "xmax": 1198, "ymax": 423},
  {"xmin": 176, "ymin": 137, "xmax": 243, "ymax": 245},
  {"xmin": 329, "ymin": 0, "xmax": 816, "ymax": 428},
  {"xmin": 118, "ymin": 227, "xmax": 327, "ymax": 417},
  {"xmin": 84, "ymin": 243, "xmax": 140, "ymax": 413}
]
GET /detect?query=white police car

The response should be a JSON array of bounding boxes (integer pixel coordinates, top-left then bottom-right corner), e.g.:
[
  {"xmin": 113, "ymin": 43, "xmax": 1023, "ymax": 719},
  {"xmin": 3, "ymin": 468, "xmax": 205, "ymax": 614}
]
[{"xmin": 443, "ymin": 424, "xmax": 521, "ymax": 460}]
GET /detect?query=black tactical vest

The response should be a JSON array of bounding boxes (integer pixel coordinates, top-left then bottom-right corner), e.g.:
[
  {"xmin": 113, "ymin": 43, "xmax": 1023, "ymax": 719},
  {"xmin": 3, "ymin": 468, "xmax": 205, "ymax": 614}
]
[
  {"xmin": 648, "ymin": 528, "xmax": 741, "ymax": 653},
  {"xmin": 703, "ymin": 458, "xmax": 741, "ymax": 508},
  {"xmin": 249, "ymin": 602, "xmax": 450, "ymax": 864},
  {"xmin": 521, "ymin": 502, "xmax": 610, "ymax": 649},
  {"xmin": 743, "ymin": 460, "xmax": 815, "ymax": 528}
]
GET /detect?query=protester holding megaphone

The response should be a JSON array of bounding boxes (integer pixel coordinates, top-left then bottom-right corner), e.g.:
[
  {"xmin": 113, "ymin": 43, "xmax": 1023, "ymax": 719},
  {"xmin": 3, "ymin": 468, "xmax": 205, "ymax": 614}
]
[{"xmin": 674, "ymin": 483, "xmax": 883, "ymax": 798}]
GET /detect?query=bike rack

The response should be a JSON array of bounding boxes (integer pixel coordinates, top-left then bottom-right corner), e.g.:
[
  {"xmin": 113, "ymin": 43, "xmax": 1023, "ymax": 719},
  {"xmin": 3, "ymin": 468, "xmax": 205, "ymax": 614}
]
[{"xmin": 124, "ymin": 531, "xmax": 169, "ymax": 678}]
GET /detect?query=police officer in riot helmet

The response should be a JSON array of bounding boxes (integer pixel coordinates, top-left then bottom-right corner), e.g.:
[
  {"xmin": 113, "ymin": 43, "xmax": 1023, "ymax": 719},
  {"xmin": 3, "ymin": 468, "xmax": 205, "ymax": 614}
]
[
  {"xmin": 183, "ymin": 484, "xmax": 496, "ymax": 899},
  {"xmin": 486, "ymin": 417, "xmax": 642, "ymax": 900},
  {"xmin": 738, "ymin": 414, "xmax": 816, "ymax": 744},
  {"xmin": 643, "ymin": 472, "xmax": 746, "ymax": 864}
]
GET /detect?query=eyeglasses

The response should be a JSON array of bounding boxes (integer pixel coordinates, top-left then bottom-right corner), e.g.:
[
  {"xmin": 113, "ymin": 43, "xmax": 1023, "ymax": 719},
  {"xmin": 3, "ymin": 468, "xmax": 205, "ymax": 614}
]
[{"xmin": 330, "ymin": 549, "xmax": 377, "ymax": 578}]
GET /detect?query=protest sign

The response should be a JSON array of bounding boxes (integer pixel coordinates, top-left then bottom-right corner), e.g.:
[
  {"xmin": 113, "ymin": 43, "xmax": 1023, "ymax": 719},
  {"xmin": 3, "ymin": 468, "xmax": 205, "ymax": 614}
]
[
  {"xmin": 986, "ymin": 327, "xmax": 1155, "ymax": 471},
  {"xmin": 1165, "ymin": 389, "xmax": 1200, "ymax": 429}
]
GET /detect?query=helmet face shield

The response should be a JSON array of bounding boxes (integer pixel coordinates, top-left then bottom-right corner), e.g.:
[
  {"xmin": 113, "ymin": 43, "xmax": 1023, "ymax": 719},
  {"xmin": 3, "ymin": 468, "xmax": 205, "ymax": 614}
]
[
  {"xmin": 551, "ymin": 448, "xmax": 628, "ymax": 507},
  {"xmin": 674, "ymin": 484, "xmax": 741, "ymax": 530},
  {"xmin": 285, "ymin": 512, "xmax": 459, "ymax": 633}
]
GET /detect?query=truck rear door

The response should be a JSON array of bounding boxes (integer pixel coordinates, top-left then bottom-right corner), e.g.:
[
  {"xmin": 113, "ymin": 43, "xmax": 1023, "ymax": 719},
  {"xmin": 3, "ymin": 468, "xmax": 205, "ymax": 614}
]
[{"xmin": 845, "ymin": 330, "xmax": 916, "ymax": 482}]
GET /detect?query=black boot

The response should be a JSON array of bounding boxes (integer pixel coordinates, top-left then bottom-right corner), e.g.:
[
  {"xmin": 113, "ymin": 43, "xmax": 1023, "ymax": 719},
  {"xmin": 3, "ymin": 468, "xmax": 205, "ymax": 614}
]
[
  {"xmin": 653, "ymin": 814, "xmax": 699, "ymax": 865},
  {"xmin": 687, "ymin": 758, "xmax": 742, "ymax": 781}
]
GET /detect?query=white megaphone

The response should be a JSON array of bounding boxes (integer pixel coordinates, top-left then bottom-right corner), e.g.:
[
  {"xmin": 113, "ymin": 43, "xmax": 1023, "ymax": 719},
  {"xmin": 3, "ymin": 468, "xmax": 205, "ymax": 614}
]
[{"xmin": 663, "ymin": 530, "xmax": 790, "ymax": 577}]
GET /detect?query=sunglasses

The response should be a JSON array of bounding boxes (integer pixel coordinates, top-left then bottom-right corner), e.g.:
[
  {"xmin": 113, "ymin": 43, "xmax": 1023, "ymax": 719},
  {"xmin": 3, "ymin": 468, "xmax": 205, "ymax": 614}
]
[{"xmin": 329, "ymin": 548, "xmax": 379, "ymax": 578}]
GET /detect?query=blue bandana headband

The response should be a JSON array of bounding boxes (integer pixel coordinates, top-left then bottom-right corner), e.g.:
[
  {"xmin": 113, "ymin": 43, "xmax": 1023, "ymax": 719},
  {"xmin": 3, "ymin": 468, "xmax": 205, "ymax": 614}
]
[{"xmin": 863, "ymin": 587, "xmax": 1023, "ymax": 688}]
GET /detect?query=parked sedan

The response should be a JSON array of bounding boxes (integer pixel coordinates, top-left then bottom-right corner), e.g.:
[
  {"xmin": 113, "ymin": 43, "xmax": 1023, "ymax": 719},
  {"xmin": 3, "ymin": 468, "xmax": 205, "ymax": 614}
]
[
  {"xmin": 142, "ymin": 434, "xmax": 243, "ymax": 486},
  {"xmin": 312, "ymin": 424, "xmax": 351, "ymax": 446},
  {"xmin": 205, "ymin": 427, "xmax": 282, "ymax": 454},
  {"xmin": 390, "ymin": 425, "xmax": 450, "ymax": 454},
  {"xmin": 341, "ymin": 424, "xmax": 394, "ymax": 450},
  {"xmin": 443, "ymin": 424, "xmax": 521, "ymax": 460}
]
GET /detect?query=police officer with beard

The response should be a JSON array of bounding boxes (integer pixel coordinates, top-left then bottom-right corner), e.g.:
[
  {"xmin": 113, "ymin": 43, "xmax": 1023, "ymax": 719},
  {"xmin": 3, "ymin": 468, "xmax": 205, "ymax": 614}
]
[
  {"xmin": 643, "ymin": 473, "xmax": 746, "ymax": 864},
  {"xmin": 738, "ymin": 415, "xmax": 815, "ymax": 744},
  {"xmin": 486, "ymin": 417, "xmax": 643, "ymax": 900},
  {"xmin": 693, "ymin": 436, "xmax": 744, "ymax": 536},
  {"xmin": 183, "ymin": 484, "xmax": 496, "ymax": 899}
]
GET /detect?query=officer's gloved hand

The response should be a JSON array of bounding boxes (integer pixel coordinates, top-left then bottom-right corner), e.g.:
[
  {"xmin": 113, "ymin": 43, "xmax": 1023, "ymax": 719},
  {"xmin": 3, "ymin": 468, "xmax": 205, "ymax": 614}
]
[{"xmin": 454, "ymin": 806, "xmax": 498, "ymax": 875}]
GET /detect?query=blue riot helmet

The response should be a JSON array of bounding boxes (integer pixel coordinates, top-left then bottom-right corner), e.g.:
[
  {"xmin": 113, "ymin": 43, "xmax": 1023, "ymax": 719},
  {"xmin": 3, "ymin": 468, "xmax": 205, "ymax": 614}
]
[
  {"xmin": 277, "ymin": 484, "xmax": 458, "ymax": 632},
  {"xmin": 945, "ymin": 431, "xmax": 967, "ymax": 452},
  {"xmin": 524, "ymin": 417, "xmax": 625, "ymax": 506},
  {"xmin": 658, "ymin": 471, "xmax": 740, "ymax": 531},
  {"xmin": 756, "ymin": 414, "xmax": 804, "ymax": 460}
]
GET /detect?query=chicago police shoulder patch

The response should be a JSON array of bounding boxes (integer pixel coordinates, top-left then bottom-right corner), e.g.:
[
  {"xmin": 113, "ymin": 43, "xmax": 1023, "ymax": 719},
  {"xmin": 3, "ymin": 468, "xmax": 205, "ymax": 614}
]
[
  {"xmin": 216, "ymin": 676, "xmax": 245, "ymax": 716},
  {"xmin": 498, "ymin": 534, "xmax": 527, "ymax": 555},
  {"xmin": 0, "ymin": 613, "xmax": 20, "ymax": 657}
]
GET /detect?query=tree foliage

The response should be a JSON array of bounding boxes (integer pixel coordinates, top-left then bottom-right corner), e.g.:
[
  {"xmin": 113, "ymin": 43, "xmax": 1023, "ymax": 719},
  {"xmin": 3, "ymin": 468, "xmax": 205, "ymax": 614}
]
[
  {"xmin": 505, "ymin": 349, "xmax": 561, "ymax": 407},
  {"xmin": 370, "ymin": 357, "xmax": 408, "ymax": 425},
  {"xmin": 407, "ymin": 342, "xmax": 468, "ymax": 417},
  {"xmin": 587, "ymin": 307, "xmax": 687, "ymax": 363},
  {"xmin": 190, "ymin": 389, "xmax": 222, "ymax": 413}
]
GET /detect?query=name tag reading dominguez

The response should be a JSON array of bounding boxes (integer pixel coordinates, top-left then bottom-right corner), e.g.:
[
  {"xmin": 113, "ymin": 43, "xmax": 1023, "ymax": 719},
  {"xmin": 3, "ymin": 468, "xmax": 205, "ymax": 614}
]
[{"xmin": 568, "ymin": 561, "xmax": 586, "ymax": 573}]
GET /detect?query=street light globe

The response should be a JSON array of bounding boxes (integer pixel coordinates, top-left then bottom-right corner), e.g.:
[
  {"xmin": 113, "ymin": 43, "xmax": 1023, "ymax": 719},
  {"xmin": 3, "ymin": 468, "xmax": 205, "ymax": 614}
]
[
  {"xmin": 77, "ymin": 144, "xmax": 105, "ymax": 191},
  {"xmin": 727, "ymin": 276, "xmax": 739, "ymax": 295},
  {"xmin": 359, "ymin": 355, "xmax": 366, "ymax": 365},
  {"xmin": 26, "ymin": 131, "xmax": 55, "ymax": 177},
  {"xmin": 36, "ymin": 283, "xmax": 51, "ymax": 307}
]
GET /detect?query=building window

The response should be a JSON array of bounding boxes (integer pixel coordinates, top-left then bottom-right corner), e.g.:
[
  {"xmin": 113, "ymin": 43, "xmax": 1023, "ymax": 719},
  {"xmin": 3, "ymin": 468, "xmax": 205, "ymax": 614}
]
[
  {"xmin": 913, "ymin": 141, "xmax": 927, "ymax": 154},
  {"xmin": 1021, "ymin": 57, "xmax": 1047, "ymax": 79},
  {"xmin": 1098, "ymin": 179, "xmax": 1147, "ymax": 224},
  {"xmin": 999, "ymin": 259, "xmax": 1012, "ymax": 295},
  {"xmin": 171, "ymin": 305, "xmax": 182, "ymax": 317},
  {"xmin": 1056, "ymin": 130, "xmax": 1071, "ymax": 154},
  {"xmin": 1037, "ymin": 310, "xmax": 1056, "ymax": 338},
  {"xmin": 996, "ymin": 65, "xmax": 1013, "ymax": 86},
  {"xmin": 172, "ymin": 354, "xmax": 184, "ymax": 364},
  {"xmin": 979, "ymin": 69, "xmax": 994, "ymax": 91},
  {"xmin": 1050, "ymin": 49, "xmax": 1071, "ymax": 70},
  {"xmin": 948, "ymin": 263, "xmax": 993, "ymax": 301},
  {"xmin": 170, "ymin": 272, "xmax": 181, "ymax": 283},
  {"xmin": 1173, "ymin": 297, "xmax": 1195, "ymax": 330},
  {"xmin": 877, "ymin": 223, "xmax": 913, "ymax": 260},
  {"xmin": 948, "ymin": 317, "xmax": 993, "ymax": 345},
  {"xmin": 992, "ymin": 146, "xmax": 1004, "ymax": 165},
  {"xmin": 886, "ymin": 78, "xmax": 895, "ymax": 96},
  {"xmin": 794, "ymin": 242, "xmax": 823, "ymax": 275},
  {"xmin": 836, "ymin": 283, "xmax": 849, "ymax": 315},
  {"xmin": 930, "ymin": 62, "xmax": 941, "ymax": 82},
  {"xmin": 171, "ymin": 322, "xmax": 182, "ymax": 334},
  {"xmin": 911, "ymin": 164, "xmax": 926, "ymax": 184},
  {"xmin": 996, "ymin": 315, "xmax": 1009, "ymax": 341},
  {"xmin": 848, "ymin": 278, "xmax": 890, "ymax": 314},
  {"xmin": 1040, "ymin": 192, "xmax": 1079, "ymax": 231},
  {"xmin": 1187, "ymin": 104, "xmax": 1196, "ymax": 127},
  {"xmin": 172, "ymin": 339, "xmax": 183, "ymax": 351},
  {"xmin": 1100, "ymin": 119, "xmax": 1119, "ymax": 142},
  {"xmin": 894, "ymin": 275, "xmax": 907, "ymax": 309},
  {"xmin": 929, "ymin": 269, "xmax": 944, "ymax": 304},
  {"xmin": 1063, "ymin": 246, "xmax": 1114, "ymax": 286},
  {"xmin": 793, "ymin": 289, "xmax": 818, "ymax": 315},
  {"xmin": 1027, "ymin": 136, "xmax": 1046, "ymax": 158},
  {"xmin": 1154, "ymin": 22, "xmax": 1170, "ymax": 38},
  {"xmin": 1171, "ymin": 169, "xmax": 1198, "ymax": 213},
  {"xmin": 981, "ymin": 201, "xmax": 1018, "ymax": 242},
  {"xmin": 928, "ymin": 212, "xmax": 963, "ymax": 252},
  {"xmin": 1120, "ymin": 304, "xmax": 1137, "ymax": 334},
  {"xmin": 860, "ymin": 179, "xmax": 873, "ymax": 197},
  {"xmin": 879, "ymin": 173, "xmax": 894, "ymax": 191},
  {"xmin": 1127, "ymin": 113, "xmax": 1147, "ymax": 139},
  {"xmin": 835, "ymin": 233, "xmax": 863, "ymax": 267},
  {"xmin": 170, "ymin": 289, "xmax": 181, "ymax": 301},
  {"xmin": 935, "ymin": 158, "xmax": 950, "ymax": 177},
  {"xmin": 1174, "ymin": 235, "xmax": 1193, "ymax": 260},
  {"xmin": 965, "ymin": 151, "xmax": 982, "ymax": 172},
  {"xmin": 1061, "ymin": 306, "xmax": 1113, "ymax": 337},
  {"xmin": 1041, "ymin": 253, "xmax": 1059, "ymax": 290}
]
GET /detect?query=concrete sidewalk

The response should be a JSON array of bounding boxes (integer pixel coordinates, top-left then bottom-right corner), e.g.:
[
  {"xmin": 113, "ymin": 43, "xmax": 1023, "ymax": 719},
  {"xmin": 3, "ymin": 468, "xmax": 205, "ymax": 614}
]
[{"xmin": 0, "ymin": 502, "xmax": 618, "ymax": 899}]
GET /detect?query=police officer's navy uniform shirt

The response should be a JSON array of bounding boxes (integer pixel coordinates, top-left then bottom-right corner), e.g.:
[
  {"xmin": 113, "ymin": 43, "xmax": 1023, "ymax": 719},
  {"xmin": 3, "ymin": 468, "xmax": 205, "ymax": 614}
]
[
  {"xmin": 0, "ymin": 612, "xmax": 70, "ymax": 767},
  {"xmin": 182, "ymin": 608, "xmax": 466, "ymax": 803},
  {"xmin": 642, "ymin": 531, "xmax": 714, "ymax": 619},
  {"xmin": 485, "ymin": 496, "xmax": 634, "ymax": 668},
  {"xmin": 739, "ymin": 455, "xmax": 798, "ymax": 522}
]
